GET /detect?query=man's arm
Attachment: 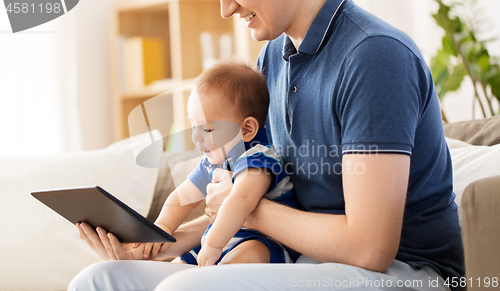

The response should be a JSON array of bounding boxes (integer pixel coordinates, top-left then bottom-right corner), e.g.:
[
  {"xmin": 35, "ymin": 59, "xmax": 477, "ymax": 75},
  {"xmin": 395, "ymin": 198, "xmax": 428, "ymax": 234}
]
[{"xmin": 242, "ymin": 153, "xmax": 409, "ymax": 272}]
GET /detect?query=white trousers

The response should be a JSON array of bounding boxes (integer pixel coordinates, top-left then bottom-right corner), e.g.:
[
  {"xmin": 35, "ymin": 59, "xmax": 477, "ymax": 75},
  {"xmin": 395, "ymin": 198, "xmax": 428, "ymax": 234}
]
[{"xmin": 68, "ymin": 255, "xmax": 449, "ymax": 291}]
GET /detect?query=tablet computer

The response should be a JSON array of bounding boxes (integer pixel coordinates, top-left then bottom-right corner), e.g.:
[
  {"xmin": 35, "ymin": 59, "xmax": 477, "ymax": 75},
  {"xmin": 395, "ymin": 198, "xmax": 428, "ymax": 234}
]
[{"xmin": 31, "ymin": 186, "xmax": 176, "ymax": 243}]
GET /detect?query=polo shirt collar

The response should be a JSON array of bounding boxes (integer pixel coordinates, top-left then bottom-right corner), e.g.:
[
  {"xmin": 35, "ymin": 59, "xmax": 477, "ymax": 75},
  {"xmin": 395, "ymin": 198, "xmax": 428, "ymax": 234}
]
[{"xmin": 282, "ymin": 0, "xmax": 348, "ymax": 61}]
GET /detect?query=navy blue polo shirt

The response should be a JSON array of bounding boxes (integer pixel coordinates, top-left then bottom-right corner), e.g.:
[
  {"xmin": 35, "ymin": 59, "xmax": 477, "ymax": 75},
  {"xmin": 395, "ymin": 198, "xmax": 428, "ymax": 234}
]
[{"xmin": 257, "ymin": 0, "xmax": 464, "ymax": 285}]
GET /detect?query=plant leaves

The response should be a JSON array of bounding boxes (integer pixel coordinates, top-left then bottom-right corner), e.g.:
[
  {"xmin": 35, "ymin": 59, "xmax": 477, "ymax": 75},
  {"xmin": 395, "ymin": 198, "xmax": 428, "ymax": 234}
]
[
  {"xmin": 442, "ymin": 36, "xmax": 458, "ymax": 56},
  {"xmin": 469, "ymin": 63, "xmax": 483, "ymax": 80},
  {"xmin": 431, "ymin": 0, "xmax": 499, "ymax": 115},
  {"xmin": 487, "ymin": 66, "xmax": 500, "ymax": 110},
  {"xmin": 445, "ymin": 63, "xmax": 467, "ymax": 92},
  {"xmin": 477, "ymin": 53, "xmax": 491, "ymax": 73},
  {"xmin": 431, "ymin": 49, "xmax": 452, "ymax": 98},
  {"xmin": 455, "ymin": 31, "xmax": 470, "ymax": 44}
]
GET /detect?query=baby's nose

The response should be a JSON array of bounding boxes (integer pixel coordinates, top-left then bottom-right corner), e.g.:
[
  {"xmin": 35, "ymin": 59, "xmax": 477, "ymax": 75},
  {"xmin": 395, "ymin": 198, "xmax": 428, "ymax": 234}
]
[{"xmin": 191, "ymin": 127, "xmax": 204, "ymax": 143}]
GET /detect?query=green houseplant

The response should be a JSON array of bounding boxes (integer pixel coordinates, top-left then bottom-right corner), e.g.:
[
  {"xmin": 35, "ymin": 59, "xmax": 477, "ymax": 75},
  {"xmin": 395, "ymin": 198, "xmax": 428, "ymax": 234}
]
[{"xmin": 431, "ymin": 0, "xmax": 500, "ymax": 122}]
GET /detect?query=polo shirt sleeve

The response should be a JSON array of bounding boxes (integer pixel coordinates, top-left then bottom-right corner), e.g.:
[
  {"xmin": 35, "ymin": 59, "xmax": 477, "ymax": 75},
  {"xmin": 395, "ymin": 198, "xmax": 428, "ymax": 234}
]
[
  {"xmin": 187, "ymin": 158, "xmax": 211, "ymax": 197},
  {"xmin": 232, "ymin": 145, "xmax": 282, "ymax": 192},
  {"xmin": 337, "ymin": 36, "xmax": 423, "ymax": 156}
]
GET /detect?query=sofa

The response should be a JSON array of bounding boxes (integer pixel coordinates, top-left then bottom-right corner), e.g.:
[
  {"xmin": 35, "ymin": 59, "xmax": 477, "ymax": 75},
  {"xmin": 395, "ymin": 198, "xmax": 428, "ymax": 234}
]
[
  {"xmin": 0, "ymin": 117, "xmax": 499, "ymax": 291},
  {"xmin": 442, "ymin": 116, "xmax": 500, "ymax": 291}
]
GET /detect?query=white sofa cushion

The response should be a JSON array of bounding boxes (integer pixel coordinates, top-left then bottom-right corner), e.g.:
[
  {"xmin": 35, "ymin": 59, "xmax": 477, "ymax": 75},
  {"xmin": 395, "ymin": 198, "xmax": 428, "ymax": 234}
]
[
  {"xmin": 446, "ymin": 137, "xmax": 500, "ymax": 220},
  {"xmin": 0, "ymin": 131, "xmax": 162, "ymax": 291}
]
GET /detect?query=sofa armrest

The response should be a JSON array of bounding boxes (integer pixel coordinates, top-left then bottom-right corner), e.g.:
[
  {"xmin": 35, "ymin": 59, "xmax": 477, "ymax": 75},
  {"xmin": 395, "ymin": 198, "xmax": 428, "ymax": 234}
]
[{"xmin": 461, "ymin": 175, "xmax": 500, "ymax": 290}]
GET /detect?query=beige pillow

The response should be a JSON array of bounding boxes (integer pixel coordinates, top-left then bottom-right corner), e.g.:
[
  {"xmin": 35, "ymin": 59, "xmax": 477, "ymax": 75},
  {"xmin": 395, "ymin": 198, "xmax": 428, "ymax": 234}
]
[
  {"xmin": 444, "ymin": 116, "xmax": 500, "ymax": 146},
  {"xmin": 446, "ymin": 138, "xmax": 500, "ymax": 221}
]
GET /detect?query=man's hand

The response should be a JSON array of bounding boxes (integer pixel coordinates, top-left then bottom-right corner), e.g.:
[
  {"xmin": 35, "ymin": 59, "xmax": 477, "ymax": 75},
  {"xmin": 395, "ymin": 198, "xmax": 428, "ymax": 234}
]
[
  {"xmin": 205, "ymin": 168, "xmax": 233, "ymax": 223},
  {"xmin": 142, "ymin": 224, "xmax": 173, "ymax": 260},
  {"xmin": 197, "ymin": 244, "xmax": 223, "ymax": 266},
  {"xmin": 141, "ymin": 242, "xmax": 171, "ymax": 260},
  {"xmin": 77, "ymin": 222, "xmax": 145, "ymax": 261}
]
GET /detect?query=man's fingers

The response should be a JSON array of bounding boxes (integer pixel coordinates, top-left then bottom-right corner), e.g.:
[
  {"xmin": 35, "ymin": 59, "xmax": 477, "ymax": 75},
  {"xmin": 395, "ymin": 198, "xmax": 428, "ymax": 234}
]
[
  {"xmin": 76, "ymin": 223, "xmax": 86, "ymax": 241},
  {"xmin": 77, "ymin": 224, "xmax": 84, "ymax": 240},
  {"xmin": 211, "ymin": 168, "xmax": 232, "ymax": 183},
  {"xmin": 204, "ymin": 207, "xmax": 217, "ymax": 223},
  {"xmin": 97, "ymin": 227, "xmax": 117, "ymax": 260},
  {"xmin": 205, "ymin": 169, "xmax": 234, "ymax": 223},
  {"xmin": 143, "ymin": 243, "xmax": 153, "ymax": 259},
  {"xmin": 159, "ymin": 242, "xmax": 170, "ymax": 253},
  {"xmin": 77, "ymin": 223, "xmax": 131, "ymax": 261},
  {"xmin": 108, "ymin": 233, "xmax": 128, "ymax": 260},
  {"xmin": 77, "ymin": 223, "xmax": 96, "ymax": 251},
  {"xmin": 211, "ymin": 168, "xmax": 223, "ymax": 183},
  {"xmin": 81, "ymin": 223, "xmax": 108, "ymax": 260},
  {"xmin": 150, "ymin": 243, "xmax": 159, "ymax": 261},
  {"xmin": 207, "ymin": 175, "xmax": 233, "ymax": 197}
]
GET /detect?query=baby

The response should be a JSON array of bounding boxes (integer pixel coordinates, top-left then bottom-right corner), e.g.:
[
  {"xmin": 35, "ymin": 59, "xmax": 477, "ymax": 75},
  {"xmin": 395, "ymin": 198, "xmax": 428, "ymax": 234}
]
[{"xmin": 145, "ymin": 60, "xmax": 297, "ymax": 266}]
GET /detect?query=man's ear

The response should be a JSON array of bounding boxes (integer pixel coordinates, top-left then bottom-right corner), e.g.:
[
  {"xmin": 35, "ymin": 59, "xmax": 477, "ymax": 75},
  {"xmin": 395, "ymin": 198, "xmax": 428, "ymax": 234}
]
[{"xmin": 240, "ymin": 117, "xmax": 259, "ymax": 142}]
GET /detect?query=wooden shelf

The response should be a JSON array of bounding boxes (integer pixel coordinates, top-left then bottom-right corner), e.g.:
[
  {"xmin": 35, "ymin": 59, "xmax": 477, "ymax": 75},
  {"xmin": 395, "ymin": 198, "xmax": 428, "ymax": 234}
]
[
  {"xmin": 110, "ymin": 0, "xmax": 265, "ymax": 147},
  {"xmin": 120, "ymin": 78, "xmax": 195, "ymax": 99}
]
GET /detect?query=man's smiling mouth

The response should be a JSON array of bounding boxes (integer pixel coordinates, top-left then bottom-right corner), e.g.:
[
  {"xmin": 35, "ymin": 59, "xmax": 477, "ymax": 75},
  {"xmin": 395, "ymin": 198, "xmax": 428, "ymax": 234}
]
[{"xmin": 244, "ymin": 12, "xmax": 256, "ymax": 22}]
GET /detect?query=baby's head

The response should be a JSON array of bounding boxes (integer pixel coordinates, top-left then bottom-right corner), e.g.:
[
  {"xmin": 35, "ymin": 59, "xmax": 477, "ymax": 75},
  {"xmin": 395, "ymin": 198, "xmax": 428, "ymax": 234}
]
[{"xmin": 187, "ymin": 60, "xmax": 269, "ymax": 164}]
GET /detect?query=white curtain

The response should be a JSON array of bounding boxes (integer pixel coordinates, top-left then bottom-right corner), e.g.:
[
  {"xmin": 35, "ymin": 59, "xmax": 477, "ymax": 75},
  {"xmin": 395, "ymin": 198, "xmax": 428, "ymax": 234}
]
[
  {"xmin": 0, "ymin": 7, "xmax": 81, "ymax": 154},
  {"xmin": 0, "ymin": 0, "xmax": 118, "ymax": 154}
]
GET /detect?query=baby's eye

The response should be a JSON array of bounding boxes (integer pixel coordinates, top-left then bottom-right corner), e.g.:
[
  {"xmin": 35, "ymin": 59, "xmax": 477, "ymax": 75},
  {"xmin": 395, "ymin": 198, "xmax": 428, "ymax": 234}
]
[{"xmin": 204, "ymin": 128, "xmax": 213, "ymax": 133}]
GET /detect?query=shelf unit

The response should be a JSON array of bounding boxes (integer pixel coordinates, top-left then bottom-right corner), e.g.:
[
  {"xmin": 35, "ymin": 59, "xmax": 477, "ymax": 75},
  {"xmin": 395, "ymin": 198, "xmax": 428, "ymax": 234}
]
[{"xmin": 110, "ymin": 0, "xmax": 264, "ymax": 148}]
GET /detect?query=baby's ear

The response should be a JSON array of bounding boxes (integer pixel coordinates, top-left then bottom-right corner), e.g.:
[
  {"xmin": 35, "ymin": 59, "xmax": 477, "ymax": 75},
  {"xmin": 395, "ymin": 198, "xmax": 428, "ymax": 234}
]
[{"xmin": 241, "ymin": 117, "xmax": 259, "ymax": 142}]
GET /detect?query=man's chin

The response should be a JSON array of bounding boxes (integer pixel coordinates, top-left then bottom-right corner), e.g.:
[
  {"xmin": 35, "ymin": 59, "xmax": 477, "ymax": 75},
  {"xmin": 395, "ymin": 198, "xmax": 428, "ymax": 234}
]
[{"xmin": 250, "ymin": 30, "xmax": 274, "ymax": 42}]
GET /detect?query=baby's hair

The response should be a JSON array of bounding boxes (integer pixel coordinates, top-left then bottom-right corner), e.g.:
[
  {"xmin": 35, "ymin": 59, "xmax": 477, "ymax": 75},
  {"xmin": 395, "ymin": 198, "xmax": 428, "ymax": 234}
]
[{"xmin": 195, "ymin": 59, "xmax": 269, "ymax": 129}]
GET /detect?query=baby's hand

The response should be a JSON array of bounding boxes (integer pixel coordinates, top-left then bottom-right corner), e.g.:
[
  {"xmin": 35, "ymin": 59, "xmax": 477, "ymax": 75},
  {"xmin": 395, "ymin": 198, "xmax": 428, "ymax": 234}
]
[{"xmin": 197, "ymin": 245, "xmax": 223, "ymax": 266}]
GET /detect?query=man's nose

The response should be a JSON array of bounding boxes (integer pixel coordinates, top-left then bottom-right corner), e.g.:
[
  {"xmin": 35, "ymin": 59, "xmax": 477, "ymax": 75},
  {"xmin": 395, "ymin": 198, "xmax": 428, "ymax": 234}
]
[{"xmin": 220, "ymin": 0, "xmax": 239, "ymax": 19}]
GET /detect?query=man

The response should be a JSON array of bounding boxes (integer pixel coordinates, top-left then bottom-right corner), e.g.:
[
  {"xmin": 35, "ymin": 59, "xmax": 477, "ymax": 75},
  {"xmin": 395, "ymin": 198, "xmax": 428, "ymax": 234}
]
[{"xmin": 70, "ymin": 0, "xmax": 464, "ymax": 290}]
